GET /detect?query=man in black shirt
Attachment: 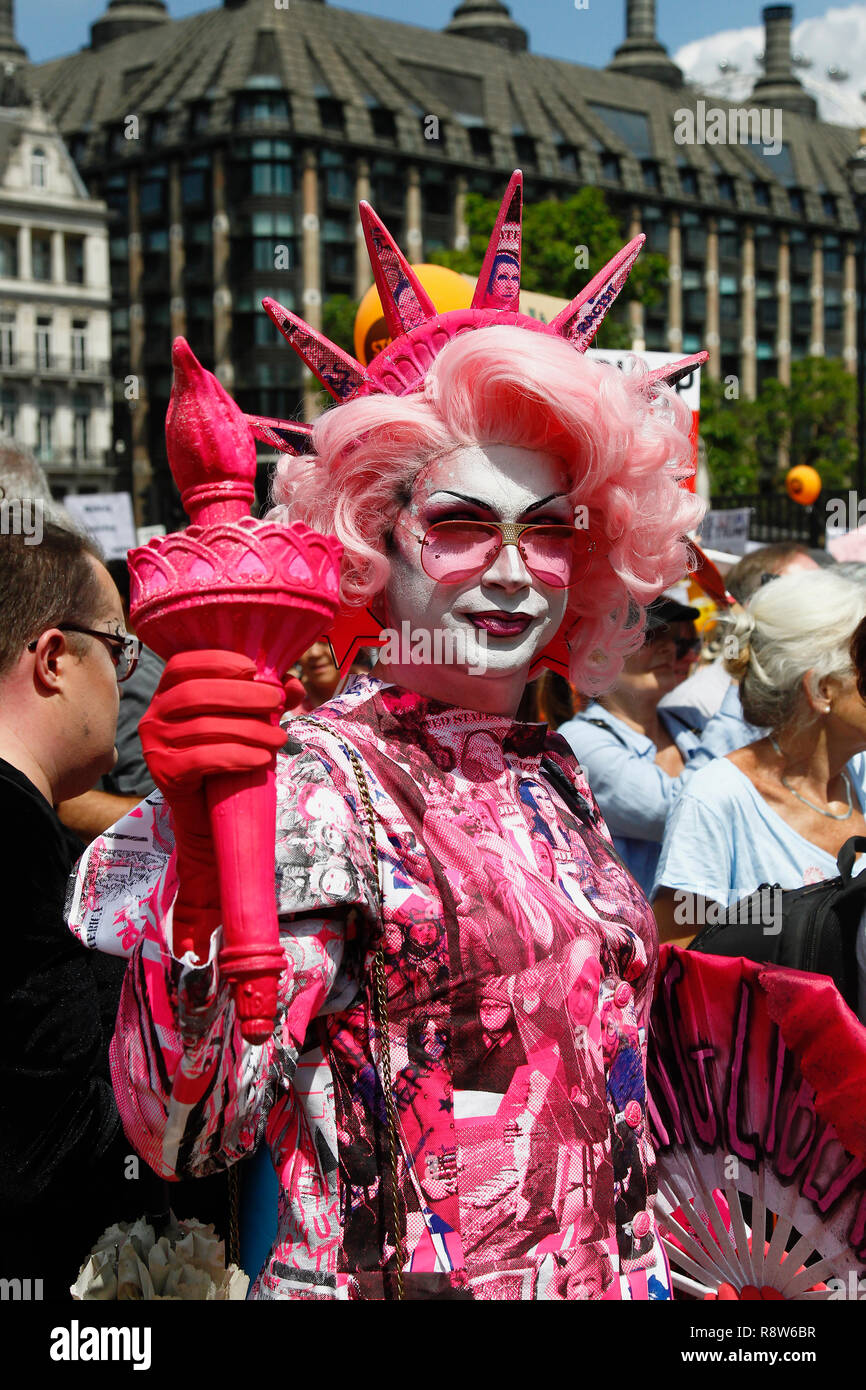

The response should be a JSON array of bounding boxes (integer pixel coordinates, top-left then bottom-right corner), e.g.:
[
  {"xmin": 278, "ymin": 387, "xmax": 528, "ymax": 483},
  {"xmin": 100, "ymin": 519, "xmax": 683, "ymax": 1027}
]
[{"xmin": 0, "ymin": 523, "xmax": 155, "ymax": 1298}]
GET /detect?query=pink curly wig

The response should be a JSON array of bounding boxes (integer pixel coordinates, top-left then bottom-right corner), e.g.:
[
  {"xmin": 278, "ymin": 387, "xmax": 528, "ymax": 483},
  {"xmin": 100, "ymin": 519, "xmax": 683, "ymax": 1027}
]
[{"xmin": 269, "ymin": 325, "xmax": 705, "ymax": 693}]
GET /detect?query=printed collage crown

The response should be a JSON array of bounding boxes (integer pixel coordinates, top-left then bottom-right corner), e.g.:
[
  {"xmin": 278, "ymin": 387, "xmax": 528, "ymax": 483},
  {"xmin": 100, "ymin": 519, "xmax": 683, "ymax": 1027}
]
[{"xmin": 245, "ymin": 170, "xmax": 708, "ymax": 456}]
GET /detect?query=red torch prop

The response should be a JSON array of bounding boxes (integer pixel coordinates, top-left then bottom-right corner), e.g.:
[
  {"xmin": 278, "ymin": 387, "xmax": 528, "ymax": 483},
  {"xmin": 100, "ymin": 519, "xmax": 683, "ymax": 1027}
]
[{"xmin": 128, "ymin": 339, "xmax": 343, "ymax": 1043}]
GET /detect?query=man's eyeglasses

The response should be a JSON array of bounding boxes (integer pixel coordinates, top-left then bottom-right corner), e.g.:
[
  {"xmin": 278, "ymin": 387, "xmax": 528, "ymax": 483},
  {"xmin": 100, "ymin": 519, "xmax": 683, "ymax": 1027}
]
[
  {"xmin": 644, "ymin": 627, "xmax": 702, "ymax": 662},
  {"xmin": 402, "ymin": 519, "xmax": 598, "ymax": 589},
  {"xmin": 27, "ymin": 624, "xmax": 141, "ymax": 683}
]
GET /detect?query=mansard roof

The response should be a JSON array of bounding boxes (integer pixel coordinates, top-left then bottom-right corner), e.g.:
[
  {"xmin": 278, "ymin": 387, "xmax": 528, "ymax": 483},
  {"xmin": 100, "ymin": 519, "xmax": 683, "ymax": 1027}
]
[{"xmin": 27, "ymin": 0, "xmax": 863, "ymax": 229}]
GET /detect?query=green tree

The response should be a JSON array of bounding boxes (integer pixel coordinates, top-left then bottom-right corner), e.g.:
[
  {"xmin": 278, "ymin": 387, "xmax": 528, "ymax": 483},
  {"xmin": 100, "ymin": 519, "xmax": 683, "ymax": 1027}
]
[
  {"xmin": 699, "ymin": 377, "xmax": 758, "ymax": 496},
  {"xmin": 429, "ymin": 188, "xmax": 667, "ymax": 349},
  {"xmin": 784, "ymin": 358, "xmax": 857, "ymax": 491},
  {"xmin": 322, "ymin": 293, "xmax": 359, "ymax": 356},
  {"xmin": 702, "ymin": 358, "xmax": 857, "ymax": 500}
]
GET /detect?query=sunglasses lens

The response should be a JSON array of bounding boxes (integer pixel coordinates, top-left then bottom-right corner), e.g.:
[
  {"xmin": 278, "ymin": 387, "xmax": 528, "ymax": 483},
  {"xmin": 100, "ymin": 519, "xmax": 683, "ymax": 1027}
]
[
  {"xmin": 420, "ymin": 521, "xmax": 500, "ymax": 582},
  {"xmin": 519, "ymin": 526, "xmax": 586, "ymax": 589}
]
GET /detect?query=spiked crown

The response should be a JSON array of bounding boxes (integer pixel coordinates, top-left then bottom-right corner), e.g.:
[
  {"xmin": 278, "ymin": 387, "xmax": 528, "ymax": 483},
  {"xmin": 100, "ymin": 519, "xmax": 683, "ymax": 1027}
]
[{"xmin": 246, "ymin": 171, "xmax": 707, "ymax": 455}]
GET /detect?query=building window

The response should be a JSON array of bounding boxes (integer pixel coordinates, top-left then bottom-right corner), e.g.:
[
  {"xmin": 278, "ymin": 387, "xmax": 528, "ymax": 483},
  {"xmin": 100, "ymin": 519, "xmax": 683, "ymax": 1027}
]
[
  {"xmin": 0, "ymin": 229, "xmax": 17, "ymax": 277},
  {"xmin": 140, "ymin": 178, "xmax": 166, "ymax": 217},
  {"xmin": 105, "ymin": 173, "xmax": 128, "ymax": 215},
  {"xmin": 190, "ymin": 102, "xmax": 210, "ymax": 136},
  {"xmin": 181, "ymin": 168, "xmax": 209, "ymax": 208},
  {"xmin": 235, "ymin": 92, "xmax": 290, "ymax": 125},
  {"xmin": 32, "ymin": 234, "xmax": 52, "ymax": 281},
  {"xmin": 587, "ymin": 104, "xmax": 652, "ymax": 159},
  {"xmin": 789, "ymin": 189, "xmax": 805, "ymax": 216},
  {"xmin": 557, "ymin": 144, "xmax": 578, "ymax": 175},
  {"xmin": 31, "ymin": 147, "xmax": 47, "ymax": 189},
  {"xmin": 0, "ymin": 312, "xmax": 15, "ymax": 366},
  {"xmin": 717, "ymin": 176, "xmax": 736, "ymax": 203},
  {"xmin": 600, "ymin": 153, "xmax": 620, "ymax": 183},
  {"xmin": 823, "ymin": 236, "xmax": 843, "ymax": 275},
  {"xmin": 822, "ymin": 193, "xmax": 837, "ymax": 219},
  {"xmin": 320, "ymin": 150, "xmax": 353, "ymax": 202},
  {"xmin": 370, "ymin": 106, "xmax": 397, "ymax": 142},
  {"xmin": 0, "ymin": 388, "xmax": 16, "ymax": 437},
  {"xmin": 753, "ymin": 182, "xmax": 770, "ymax": 207},
  {"xmin": 73, "ymin": 396, "xmax": 90, "ymax": 460},
  {"xmin": 37, "ymin": 394, "xmax": 53, "ymax": 461},
  {"xmin": 468, "ymin": 127, "xmax": 492, "ymax": 159},
  {"xmin": 513, "ymin": 135, "xmax": 537, "ymax": 168},
  {"xmin": 71, "ymin": 320, "xmax": 88, "ymax": 371},
  {"xmin": 35, "ymin": 317, "xmax": 52, "ymax": 369},
  {"xmin": 718, "ymin": 220, "xmax": 740, "ymax": 261},
  {"xmin": 244, "ymin": 211, "xmax": 296, "ymax": 273},
  {"xmin": 65, "ymin": 236, "xmax": 85, "ymax": 284},
  {"xmin": 318, "ymin": 98, "xmax": 344, "ymax": 134},
  {"xmin": 679, "ymin": 167, "xmax": 698, "ymax": 196},
  {"xmin": 824, "ymin": 286, "xmax": 843, "ymax": 333},
  {"xmin": 642, "ymin": 161, "xmax": 660, "ymax": 190}
]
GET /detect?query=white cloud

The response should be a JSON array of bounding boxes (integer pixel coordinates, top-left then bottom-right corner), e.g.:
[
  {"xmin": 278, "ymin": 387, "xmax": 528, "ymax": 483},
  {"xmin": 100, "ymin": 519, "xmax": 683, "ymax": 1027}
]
[{"xmin": 674, "ymin": 4, "xmax": 866, "ymax": 127}]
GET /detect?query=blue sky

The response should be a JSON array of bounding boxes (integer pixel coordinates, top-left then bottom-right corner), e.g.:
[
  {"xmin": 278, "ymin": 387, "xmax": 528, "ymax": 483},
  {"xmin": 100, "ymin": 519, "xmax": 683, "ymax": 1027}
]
[{"xmin": 19, "ymin": 0, "xmax": 845, "ymax": 67}]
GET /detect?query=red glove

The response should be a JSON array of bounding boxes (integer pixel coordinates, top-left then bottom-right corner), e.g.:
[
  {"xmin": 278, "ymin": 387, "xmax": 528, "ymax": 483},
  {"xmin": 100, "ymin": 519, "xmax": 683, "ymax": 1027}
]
[{"xmin": 139, "ymin": 650, "xmax": 302, "ymax": 960}]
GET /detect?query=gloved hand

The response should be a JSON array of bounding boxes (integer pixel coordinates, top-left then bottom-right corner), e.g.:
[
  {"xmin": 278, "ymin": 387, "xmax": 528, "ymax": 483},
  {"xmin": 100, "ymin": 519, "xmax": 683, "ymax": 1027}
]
[{"xmin": 139, "ymin": 650, "xmax": 303, "ymax": 959}]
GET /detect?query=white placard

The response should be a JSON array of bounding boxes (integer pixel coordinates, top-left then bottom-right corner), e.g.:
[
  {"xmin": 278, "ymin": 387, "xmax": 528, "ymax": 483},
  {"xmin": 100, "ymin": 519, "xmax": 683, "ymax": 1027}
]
[
  {"xmin": 698, "ymin": 507, "xmax": 752, "ymax": 556},
  {"xmin": 586, "ymin": 348, "xmax": 702, "ymax": 411},
  {"xmin": 63, "ymin": 492, "xmax": 137, "ymax": 561}
]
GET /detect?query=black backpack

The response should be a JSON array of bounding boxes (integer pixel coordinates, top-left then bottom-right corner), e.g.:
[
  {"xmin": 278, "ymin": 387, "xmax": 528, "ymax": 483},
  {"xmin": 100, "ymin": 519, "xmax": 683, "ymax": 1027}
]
[{"xmin": 688, "ymin": 835, "xmax": 866, "ymax": 1013}]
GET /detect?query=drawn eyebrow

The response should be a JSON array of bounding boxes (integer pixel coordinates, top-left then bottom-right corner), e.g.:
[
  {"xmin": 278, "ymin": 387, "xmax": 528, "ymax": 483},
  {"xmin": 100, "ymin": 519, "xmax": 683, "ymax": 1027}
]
[{"xmin": 429, "ymin": 490, "xmax": 569, "ymax": 515}]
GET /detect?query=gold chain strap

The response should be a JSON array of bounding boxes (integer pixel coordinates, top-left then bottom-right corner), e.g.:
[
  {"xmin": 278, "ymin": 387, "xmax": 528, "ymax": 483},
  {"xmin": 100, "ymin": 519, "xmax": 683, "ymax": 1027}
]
[
  {"xmin": 346, "ymin": 745, "xmax": 406, "ymax": 1301},
  {"xmin": 227, "ymin": 1164, "xmax": 240, "ymax": 1270}
]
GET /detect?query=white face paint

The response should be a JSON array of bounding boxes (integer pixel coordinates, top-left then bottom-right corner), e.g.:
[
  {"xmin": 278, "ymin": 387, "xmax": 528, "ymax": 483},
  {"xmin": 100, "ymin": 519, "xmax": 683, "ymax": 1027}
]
[{"xmin": 377, "ymin": 443, "xmax": 572, "ymax": 715}]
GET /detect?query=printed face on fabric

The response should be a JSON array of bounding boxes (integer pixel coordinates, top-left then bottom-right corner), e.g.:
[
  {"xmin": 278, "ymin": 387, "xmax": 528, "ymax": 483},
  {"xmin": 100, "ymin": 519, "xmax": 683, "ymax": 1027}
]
[{"xmin": 380, "ymin": 443, "xmax": 572, "ymax": 697}]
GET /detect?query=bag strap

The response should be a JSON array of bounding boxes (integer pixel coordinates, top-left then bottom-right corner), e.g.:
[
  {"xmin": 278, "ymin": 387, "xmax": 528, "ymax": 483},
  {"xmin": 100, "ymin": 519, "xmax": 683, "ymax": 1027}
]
[
  {"xmin": 288, "ymin": 715, "xmax": 405, "ymax": 1298},
  {"xmin": 345, "ymin": 745, "xmax": 405, "ymax": 1302},
  {"xmin": 579, "ymin": 716, "xmax": 630, "ymax": 749},
  {"xmin": 540, "ymin": 756, "xmax": 596, "ymax": 827},
  {"xmin": 836, "ymin": 835, "xmax": 866, "ymax": 887}
]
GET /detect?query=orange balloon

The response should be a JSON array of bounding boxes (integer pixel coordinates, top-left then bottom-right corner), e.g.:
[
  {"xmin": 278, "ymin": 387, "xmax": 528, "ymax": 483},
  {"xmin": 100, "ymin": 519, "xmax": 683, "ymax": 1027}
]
[
  {"xmin": 785, "ymin": 465, "xmax": 822, "ymax": 506},
  {"xmin": 353, "ymin": 263, "xmax": 474, "ymax": 365}
]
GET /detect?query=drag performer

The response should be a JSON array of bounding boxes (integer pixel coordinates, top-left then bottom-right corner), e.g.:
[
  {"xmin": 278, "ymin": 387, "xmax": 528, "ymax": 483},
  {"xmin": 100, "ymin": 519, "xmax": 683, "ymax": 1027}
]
[{"xmin": 69, "ymin": 173, "xmax": 704, "ymax": 1299}]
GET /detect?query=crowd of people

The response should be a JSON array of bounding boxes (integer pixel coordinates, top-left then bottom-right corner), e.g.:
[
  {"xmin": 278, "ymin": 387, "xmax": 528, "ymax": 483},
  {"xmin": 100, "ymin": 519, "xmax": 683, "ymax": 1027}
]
[{"xmin": 3, "ymin": 172, "xmax": 865, "ymax": 1305}]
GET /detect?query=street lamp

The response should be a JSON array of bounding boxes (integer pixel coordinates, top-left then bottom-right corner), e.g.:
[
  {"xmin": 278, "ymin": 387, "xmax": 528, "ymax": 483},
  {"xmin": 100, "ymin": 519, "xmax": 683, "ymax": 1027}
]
[{"xmin": 848, "ymin": 130, "xmax": 866, "ymax": 498}]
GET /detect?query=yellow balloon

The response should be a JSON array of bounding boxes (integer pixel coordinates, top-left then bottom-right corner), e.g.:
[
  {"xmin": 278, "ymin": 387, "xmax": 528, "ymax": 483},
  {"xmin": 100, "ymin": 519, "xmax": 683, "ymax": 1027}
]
[
  {"xmin": 785, "ymin": 465, "xmax": 822, "ymax": 506},
  {"xmin": 354, "ymin": 263, "xmax": 474, "ymax": 365}
]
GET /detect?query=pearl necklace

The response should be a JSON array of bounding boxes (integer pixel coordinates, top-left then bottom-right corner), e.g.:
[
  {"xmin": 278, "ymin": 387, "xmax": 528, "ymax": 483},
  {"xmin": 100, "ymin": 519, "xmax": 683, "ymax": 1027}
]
[{"xmin": 769, "ymin": 736, "xmax": 853, "ymax": 821}]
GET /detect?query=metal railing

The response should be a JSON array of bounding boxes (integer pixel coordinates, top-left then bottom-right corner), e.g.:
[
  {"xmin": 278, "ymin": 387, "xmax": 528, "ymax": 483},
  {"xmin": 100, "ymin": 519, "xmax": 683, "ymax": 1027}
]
[
  {"xmin": 0, "ymin": 354, "xmax": 111, "ymax": 378},
  {"xmin": 709, "ymin": 491, "xmax": 829, "ymax": 548}
]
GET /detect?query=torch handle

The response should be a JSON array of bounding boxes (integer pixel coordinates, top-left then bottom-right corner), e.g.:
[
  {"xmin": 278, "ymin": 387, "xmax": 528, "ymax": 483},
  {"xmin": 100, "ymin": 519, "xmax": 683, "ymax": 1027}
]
[{"xmin": 206, "ymin": 766, "xmax": 287, "ymax": 1044}]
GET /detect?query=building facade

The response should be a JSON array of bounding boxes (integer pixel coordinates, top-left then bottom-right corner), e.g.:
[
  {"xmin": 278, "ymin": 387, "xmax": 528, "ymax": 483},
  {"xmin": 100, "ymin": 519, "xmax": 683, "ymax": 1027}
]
[
  {"xmin": 19, "ymin": 0, "xmax": 866, "ymax": 523},
  {"xmin": 0, "ymin": 27, "xmax": 113, "ymax": 495}
]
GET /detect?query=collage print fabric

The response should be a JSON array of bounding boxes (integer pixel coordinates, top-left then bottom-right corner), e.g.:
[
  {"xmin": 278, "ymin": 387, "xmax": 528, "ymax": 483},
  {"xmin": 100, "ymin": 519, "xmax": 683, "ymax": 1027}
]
[{"xmin": 68, "ymin": 674, "xmax": 671, "ymax": 1299}]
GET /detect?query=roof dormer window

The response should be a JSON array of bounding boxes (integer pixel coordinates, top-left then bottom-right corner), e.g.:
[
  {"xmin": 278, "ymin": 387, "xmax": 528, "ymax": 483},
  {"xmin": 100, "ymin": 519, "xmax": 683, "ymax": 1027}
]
[{"xmin": 31, "ymin": 147, "xmax": 48, "ymax": 190}]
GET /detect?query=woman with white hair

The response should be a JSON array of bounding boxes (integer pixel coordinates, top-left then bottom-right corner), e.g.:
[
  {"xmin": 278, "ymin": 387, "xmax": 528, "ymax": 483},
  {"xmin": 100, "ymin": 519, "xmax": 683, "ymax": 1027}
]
[{"xmin": 652, "ymin": 570, "xmax": 866, "ymax": 947}]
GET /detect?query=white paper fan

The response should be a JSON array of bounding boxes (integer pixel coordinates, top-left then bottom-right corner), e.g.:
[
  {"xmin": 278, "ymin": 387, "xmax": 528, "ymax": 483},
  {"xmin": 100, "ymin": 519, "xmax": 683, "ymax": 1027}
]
[{"xmin": 648, "ymin": 949, "xmax": 866, "ymax": 1301}]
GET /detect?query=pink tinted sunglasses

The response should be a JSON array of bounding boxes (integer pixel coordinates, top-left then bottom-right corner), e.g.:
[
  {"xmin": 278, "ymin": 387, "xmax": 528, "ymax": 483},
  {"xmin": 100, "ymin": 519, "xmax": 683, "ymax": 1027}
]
[{"xmin": 402, "ymin": 518, "xmax": 598, "ymax": 589}]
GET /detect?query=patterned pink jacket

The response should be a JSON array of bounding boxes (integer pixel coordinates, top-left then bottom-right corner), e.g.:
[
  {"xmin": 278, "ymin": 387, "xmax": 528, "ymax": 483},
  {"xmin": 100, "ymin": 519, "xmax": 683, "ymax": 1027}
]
[{"xmin": 67, "ymin": 675, "xmax": 669, "ymax": 1300}]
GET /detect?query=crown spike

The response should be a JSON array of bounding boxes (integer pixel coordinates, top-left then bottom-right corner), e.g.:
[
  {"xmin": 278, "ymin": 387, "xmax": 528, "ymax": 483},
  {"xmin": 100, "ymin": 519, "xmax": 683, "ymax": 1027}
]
[
  {"xmin": 246, "ymin": 414, "xmax": 314, "ymax": 455},
  {"xmin": 472, "ymin": 169, "xmax": 523, "ymax": 313},
  {"xmin": 551, "ymin": 235, "xmax": 645, "ymax": 353},
  {"xmin": 262, "ymin": 298, "xmax": 369, "ymax": 402},
  {"xmin": 359, "ymin": 202, "xmax": 437, "ymax": 341},
  {"xmin": 644, "ymin": 351, "xmax": 709, "ymax": 393}
]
